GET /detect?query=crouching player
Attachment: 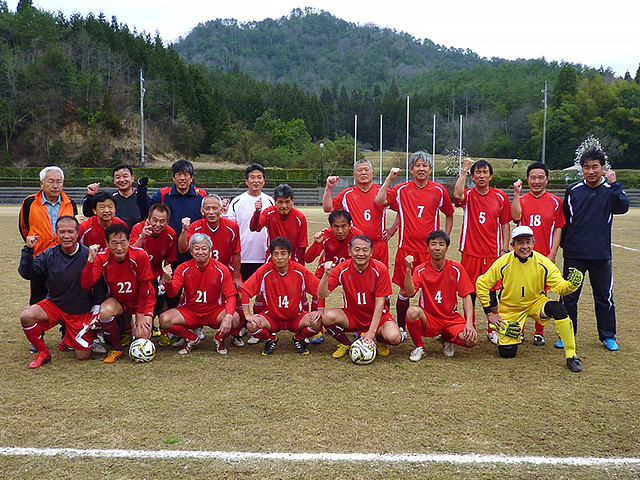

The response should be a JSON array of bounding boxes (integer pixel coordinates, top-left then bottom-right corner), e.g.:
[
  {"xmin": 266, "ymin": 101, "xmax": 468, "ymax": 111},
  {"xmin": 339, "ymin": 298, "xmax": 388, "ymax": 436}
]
[
  {"xmin": 81, "ymin": 223, "xmax": 155, "ymax": 363},
  {"xmin": 19, "ymin": 216, "xmax": 103, "ymax": 368},
  {"xmin": 159, "ymin": 233, "xmax": 239, "ymax": 355},
  {"xmin": 476, "ymin": 226, "xmax": 584, "ymax": 372},
  {"xmin": 318, "ymin": 235, "xmax": 402, "ymax": 358},
  {"xmin": 404, "ymin": 230, "xmax": 477, "ymax": 361},
  {"xmin": 240, "ymin": 237, "xmax": 321, "ymax": 355}
]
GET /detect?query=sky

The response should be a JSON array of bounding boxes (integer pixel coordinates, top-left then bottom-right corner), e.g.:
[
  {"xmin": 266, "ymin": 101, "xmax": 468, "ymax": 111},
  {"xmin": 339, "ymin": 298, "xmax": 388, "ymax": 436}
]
[{"xmin": 13, "ymin": 0, "xmax": 640, "ymax": 77}]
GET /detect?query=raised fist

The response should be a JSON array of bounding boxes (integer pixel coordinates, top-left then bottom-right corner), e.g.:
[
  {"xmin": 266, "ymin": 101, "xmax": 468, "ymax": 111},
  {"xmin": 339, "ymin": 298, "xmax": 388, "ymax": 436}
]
[
  {"xmin": 326, "ymin": 176, "xmax": 339, "ymax": 188},
  {"xmin": 181, "ymin": 217, "xmax": 191, "ymax": 231},
  {"xmin": 513, "ymin": 179, "xmax": 523, "ymax": 195},
  {"xmin": 86, "ymin": 182, "xmax": 100, "ymax": 195},
  {"xmin": 254, "ymin": 198, "xmax": 263, "ymax": 212}
]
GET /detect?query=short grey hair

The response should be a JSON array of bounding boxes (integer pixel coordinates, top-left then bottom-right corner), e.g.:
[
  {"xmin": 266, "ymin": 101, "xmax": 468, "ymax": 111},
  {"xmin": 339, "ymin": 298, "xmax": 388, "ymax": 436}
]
[
  {"xmin": 408, "ymin": 151, "xmax": 433, "ymax": 170},
  {"xmin": 189, "ymin": 232, "xmax": 212, "ymax": 250},
  {"xmin": 39, "ymin": 166, "xmax": 65, "ymax": 182},
  {"xmin": 353, "ymin": 159, "xmax": 373, "ymax": 172},
  {"xmin": 201, "ymin": 194, "xmax": 222, "ymax": 209}
]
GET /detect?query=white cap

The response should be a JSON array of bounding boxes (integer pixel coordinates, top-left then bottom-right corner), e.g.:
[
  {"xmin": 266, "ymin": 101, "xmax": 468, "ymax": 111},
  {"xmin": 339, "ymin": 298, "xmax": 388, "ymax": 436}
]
[{"xmin": 511, "ymin": 225, "xmax": 534, "ymax": 240}]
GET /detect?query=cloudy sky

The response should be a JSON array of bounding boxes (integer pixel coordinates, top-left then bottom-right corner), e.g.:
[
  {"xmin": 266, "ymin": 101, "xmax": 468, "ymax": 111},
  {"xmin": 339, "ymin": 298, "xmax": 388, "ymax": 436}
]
[{"xmin": 14, "ymin": 0, "xmax": 640, "ymax": 76}]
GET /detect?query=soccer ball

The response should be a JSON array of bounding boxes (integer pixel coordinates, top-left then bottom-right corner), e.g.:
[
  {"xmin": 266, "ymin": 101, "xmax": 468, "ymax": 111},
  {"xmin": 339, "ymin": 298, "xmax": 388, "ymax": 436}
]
[
  {"xmin": 350, "ymin": 338, "xmax": 377, "ymax": 365},
  {"xmin": 129, "ymin": 338, "xmax": 156, "ymax": 363}
]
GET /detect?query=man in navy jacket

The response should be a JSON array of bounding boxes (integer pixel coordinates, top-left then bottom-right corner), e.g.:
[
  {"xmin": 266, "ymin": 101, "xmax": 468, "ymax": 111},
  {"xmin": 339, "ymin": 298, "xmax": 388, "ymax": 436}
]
[{"xmin": 560, "ymin": 146, "xmax": 629, "ymax": 351}]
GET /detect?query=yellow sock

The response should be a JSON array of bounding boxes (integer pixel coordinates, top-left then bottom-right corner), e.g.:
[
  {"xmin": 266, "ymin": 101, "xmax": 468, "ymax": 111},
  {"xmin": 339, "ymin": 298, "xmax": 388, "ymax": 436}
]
[{"xmin": 555, "ymin": 317, "xmax": 576, "ymax": 358}]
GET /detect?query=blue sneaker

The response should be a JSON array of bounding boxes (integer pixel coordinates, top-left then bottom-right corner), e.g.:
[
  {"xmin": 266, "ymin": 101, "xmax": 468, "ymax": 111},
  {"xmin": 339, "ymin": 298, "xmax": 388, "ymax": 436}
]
[
  {"xmin": 310, "ymin": 332, "xmax": 324, "ymax": 344},
  {"xmin": 554, "ymin": 338, "xmax": 564, "ymax": 349},
  {"xmin": 602, "ymin": 337, "xmax": 619, "ymax": 351}
]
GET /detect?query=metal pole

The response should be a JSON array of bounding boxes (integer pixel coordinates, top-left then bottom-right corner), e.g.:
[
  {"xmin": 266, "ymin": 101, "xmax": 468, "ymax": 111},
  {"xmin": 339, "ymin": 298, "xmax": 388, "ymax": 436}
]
[
  {"xmin": 320, "ymin": 143, "xmax": 324, "ymax": 182},
  {"xmin": 542, "ymin": 81, "xmax": 548, "ymax": 164},
  {"xmin": 405, "ymin": 96, "xmax": 410, "ymax": 181},
  {"xmin": 458, "ymin": 115, "xmax": 463, "ymax": 172},
  {"xmin": 353, "ymin": 115, "xmax": 358, "ymax": 171},
  {"xmin": 140, "ymin": 69, "xmax": 145, "ymax": 168},
  {"xmin": 379, "ymin": 115, "xmax": 383, "ymax": 183},
  {"xmin": 432, "ymin": 114, "xmax": 436, "ymax": 181}
]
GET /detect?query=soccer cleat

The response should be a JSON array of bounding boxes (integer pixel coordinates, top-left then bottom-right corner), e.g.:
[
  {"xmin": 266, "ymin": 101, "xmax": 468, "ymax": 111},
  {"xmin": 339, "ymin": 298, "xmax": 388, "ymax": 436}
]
[
  {"xmin": 178, "ymin": 337, "xmax": 201, "ymax": 355},
  {"xmin": 29, "ymin": 345, "xmax": 38, "ymax": 354},
  {"xmin": 239, "ymin": 327, "xmax": 248, "ymax": 336},
  {"xmin": 377, "ymin": 341, "xmax": 390, "ymax": 357},
  {"xmin": 310, "ymin": 332, "xmax": 324, "ymax": 344},
  {"xmin": 247, "ymin": 335, "xmax": 260, "ymax": 345},
  {"xmin": 104, "ymin": 350, "xmax": 124, "ymax": 363},
  {"xmin": 231, "ymin": 335, "xmax": 245, "ymax": 347},
  {"xmin": 172, "ymin": 337, "xmax": 186, "ymax": 348},
  {"xmin": 152, "ymin": 324, "xmax": 161, "ymax": 337},
  {"xmin": 262, "ymin": 335, "xmax": 278, "ymax": 355},
  {"xmin": 602, "ymin": 337, "xmax": 619, "ymax": 351},
  {"xmin": 120, "ymin": 334, "xmax": 132, "ymax": 348},
  {"xmin": 158, "ymin": 334, "xmax": 171, "ymax": 347},
  {"xmin": 29, "ymin": 351, "xmax": 52, "ymax": 369},
  {"xmin": 487, "ymin": 330, "xmax": 499, "ymax": 345},
  {"xmin": 533, "ymin": 334, "xmax": 546, "ymax": 346},
  {"xmin": 194, "ymin": 327, "xmax": 205, "ymax": 340},
  {"xmin": 292, "ymin": 336, "xmax": 309, "ymax": 355},
  {"xmin": 399, "ymin": 327, "xmax": 407, "ymax": 343},
  {"xmin": 92, "ymin": 338, "xmax": 108, "ymax": 354},
  {"xmin": 554, "ymin": 338, "xmax": 564, "ymax": 349},
  {"xmin": 520, "ymin": 332, "xmax": 526, "ymax": 342},
  {"xmin": 215, "ymin": 338, "xmax": 228, "ymax": 355},
  {"xmin": 442, "ymin": 342, "xmax": 455, "ymax": 358},
  {"xmin": 409, "ymin": 346, "xmax": 426, "ymax": 362},
  {"xmin": 566, "ymin": 355, "xmax": 582, "ymax": 372},
  {"xmin": 332, "ymin": 343, "xmax": 350, "ymax": 358}
]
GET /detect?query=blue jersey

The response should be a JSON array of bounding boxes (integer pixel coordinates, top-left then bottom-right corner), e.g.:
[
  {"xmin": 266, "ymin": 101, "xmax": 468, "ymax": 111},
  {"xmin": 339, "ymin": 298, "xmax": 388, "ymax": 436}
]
[{"xmin": 562, "ymin": 179, "xmax": 629, "ymax": 260}]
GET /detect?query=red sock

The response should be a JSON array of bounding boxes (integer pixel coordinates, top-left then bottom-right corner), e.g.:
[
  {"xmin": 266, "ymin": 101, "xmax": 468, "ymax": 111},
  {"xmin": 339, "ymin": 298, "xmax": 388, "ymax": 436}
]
[
  {"xmin": 295, "ymin": 326, "xmax": 317, "ymax": 341},
  {"xmin": 23, "ymin": 323, "xmax": 48, "ymax": 353},
  {"xmin": 311, "ymin": 297, "xmax": 319, "ymax": 311},
  {"xmin": 406, "ymin": 318, "xmax": 425, "ymax": 349},
  {"xmin": 396, "ymin": 296, "xmax": 409, "ymax": 329},
  {"xmin": 168, "ymin": 324, "xmax": 197, "ymax": 341},
  {"xmin": 535, "ymin": 321, "xmax": 545, "ymax": 336},
  {"xmin": 251, "ymin": 328, "xmax": 275, "ymax": 341},
  {"xmin": 101, "ymin": 319, "xmax": 122, "ymax": 350},
  {"xmin": 325, "ymin": 323, "xmax": 351, "ymax": 346}
]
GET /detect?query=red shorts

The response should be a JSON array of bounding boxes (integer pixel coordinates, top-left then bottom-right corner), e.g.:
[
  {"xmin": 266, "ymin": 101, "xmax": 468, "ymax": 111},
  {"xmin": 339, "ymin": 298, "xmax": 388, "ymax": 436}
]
[
  {"xmin": 37, "ymin": 299, "xmax": 96, "ymax": 351},
  {"xmin": 176, "ymin": 305, "xmax": 226, "ymax": 330},
  {"xmin": 344, "ymin": 309, "xmax": 395, "ymax": 334},
  {"xmin": 393, "ymin": 247, "xmax": 430, "ymax": 288},
  {"xmin": 262, "ymin": 311, "xmax": 308, "ymax": 333},
  {"xmin": 461, "ymin": 253, "xmax": 501, "ymax": 291},
  {"xmin": 115, "ymin": 290, "xmax": 156, "ymax": 318},
  {"xmin": 418, "ymin": 309, "xmax": 469, "ymax": 347},
  {"xmin": 372, "ymin": 240, "xmax": 389, "ymax": 266}
]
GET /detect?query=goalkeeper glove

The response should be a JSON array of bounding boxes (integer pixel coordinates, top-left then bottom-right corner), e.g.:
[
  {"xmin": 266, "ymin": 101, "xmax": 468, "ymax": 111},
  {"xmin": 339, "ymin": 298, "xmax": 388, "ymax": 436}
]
[
  {"xmin": 566, "ymin": 267, "xmax": 583, "ymax": 288},
  {"xmin": 138, "ymin": 176, "xmax": 149, "ymax": 187},
  {"xmin": 489, "ymin": 321, "xmax": 521, "ymax": 339}
]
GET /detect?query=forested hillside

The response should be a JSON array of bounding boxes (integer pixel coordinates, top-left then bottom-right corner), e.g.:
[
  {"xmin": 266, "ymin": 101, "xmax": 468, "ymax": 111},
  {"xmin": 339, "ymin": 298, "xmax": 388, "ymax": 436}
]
[{"xmin": 1, "ymin": 2, "xmax": 639, "ymax": 172}]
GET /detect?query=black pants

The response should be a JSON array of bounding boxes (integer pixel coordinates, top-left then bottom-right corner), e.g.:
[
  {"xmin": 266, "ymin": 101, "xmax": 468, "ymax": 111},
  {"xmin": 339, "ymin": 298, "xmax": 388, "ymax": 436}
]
[{"xmin": 561, "ymin": 258, "xmax": 616, "ymax": 341}]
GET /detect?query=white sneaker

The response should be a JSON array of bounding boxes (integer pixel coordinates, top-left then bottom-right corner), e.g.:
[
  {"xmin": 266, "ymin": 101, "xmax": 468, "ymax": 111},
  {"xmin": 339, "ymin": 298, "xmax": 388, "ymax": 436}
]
[
  {"xmin": 194, "ymin": 327, "xmax": 205, "ymax": 340},
  {"xmin": 92, "ymin": 338, "xmax": 107, "ymax": 354},
  {"xmin": 442, "ymin": 342, "xmax": 455, "ymax": 357},
  {"xmin": 231, "ymin": 334, "xmax": 244, "ymax": 347},
  {"xmin": 239, "ymin": 327, "xmax": 248, "ymax": 336},
  {"xmin": 409, "ymin": 346, "xmax": 426, "ymax": 362},
  {"xmin": 488, "ymin": 330, "xmax": 499, "ymax": 345},
  {"xmin": 399, "ymin": 327, "xmax": 407, "ymax": 343},
  {"xmin": 247, "ymin": 336, "xmax": 260, "ymax": 345},
  {"xmin": 178, "ymin": 337, "xmax": 201, "ymax": 355},
  {"xmin": 172, "ymin": 338, "xmax": 185, "ymax": 348}
]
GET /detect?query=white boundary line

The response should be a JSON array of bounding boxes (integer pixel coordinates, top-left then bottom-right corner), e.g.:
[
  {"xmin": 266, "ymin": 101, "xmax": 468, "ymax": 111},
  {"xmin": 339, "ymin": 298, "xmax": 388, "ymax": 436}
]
[
  {"xmin": 1, "ymin": 447, "xmax": 640, "ymax": 467},
  {"xmin": 612, "ymin": 243, "xmax": 640, "ymax": 252}
]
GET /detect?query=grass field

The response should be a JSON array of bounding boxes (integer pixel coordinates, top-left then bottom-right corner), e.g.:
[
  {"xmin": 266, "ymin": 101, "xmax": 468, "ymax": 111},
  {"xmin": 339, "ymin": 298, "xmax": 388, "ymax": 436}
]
[{"xmin": 1, "ymin": 205, "xmax": 639, "ymax": 479}]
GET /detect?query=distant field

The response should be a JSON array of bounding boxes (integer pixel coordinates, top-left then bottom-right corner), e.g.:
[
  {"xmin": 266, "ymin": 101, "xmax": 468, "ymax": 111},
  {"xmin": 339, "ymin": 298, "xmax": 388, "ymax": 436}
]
[{"xmin": 1, "ymin": 205, "xmax": 639, "ymax": 479}]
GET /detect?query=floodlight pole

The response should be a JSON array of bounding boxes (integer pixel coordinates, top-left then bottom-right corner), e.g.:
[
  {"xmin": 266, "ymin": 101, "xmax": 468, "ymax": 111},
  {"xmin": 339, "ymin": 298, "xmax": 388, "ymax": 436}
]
[
  {"xmin": 353, "ymin": 115, "xmax": 358, "ymax": 172},
  {"xmin": 320, "ymin": 142, "xmax": 324, "ymax": 182},
  {"xmin": 432, "ymin": 114, "xmax": 436, "ymax": 181},
  {"xmin": 379, "ymin": 115, "xmax": 383, "ymax": 184},
  {"xmin": 542, "ymin": 81, "xmax": 548, "ymax": 164},
  {"xmin": 140, "ymin": 69, "xmax": 146, "ymax": 168},
  {"xmin": 458, "ymin": 115, "xmax": 463, "ymax": 172},
  {"xmin": 405, "ymin": 96, "xmax": 410, "ymax": 181}
]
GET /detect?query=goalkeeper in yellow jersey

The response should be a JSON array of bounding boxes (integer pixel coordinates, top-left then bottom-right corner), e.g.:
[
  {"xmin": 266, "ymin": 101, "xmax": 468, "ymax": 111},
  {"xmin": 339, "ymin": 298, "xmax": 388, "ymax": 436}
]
[{"xmin": 476, "ymin": 226, "xmax": 583, "ymax": 372}]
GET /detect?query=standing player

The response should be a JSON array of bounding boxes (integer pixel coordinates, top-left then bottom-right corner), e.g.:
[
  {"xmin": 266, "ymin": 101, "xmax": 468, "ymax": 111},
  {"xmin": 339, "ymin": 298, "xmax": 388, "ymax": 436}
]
[
  {"xmin": 159, "ymin": 233, "xmax": 240, "ymax": 355},
  {"xmin": 476, "ymin": 226, "xmax": 584, "ymax": 372},
  {"xmin": 375, "ymin": 151, "xmax": 455, "ymax": 333},
  {"xmin": 250, "ymin": 184, "xmax": 308, "ymax": 265},
  {"xmin": 241, "ymin": 237, "xmax": 321, "ymax": 355},
  {"xmin": 322, "ymin": 159, "xmax": 394, "ymax": 265},
  {"xmin": 512, "ymin": 162, "xmax": 565, "ymax": 346},
  {"xmin": 78, "ymin": 191, "xmax": 128, "ymax": 249},
  {"xmin": 19, "ymin": 216, "xmax": 102, "ymax": 368},
  {"xmin": 130, "ymin": 203, "xmax": 177, "ymax": 343},
  {"xmin": 454, "ymin": 158, "xmax": 511, "ymax": 344},
  {"xmin": 81, "ymin": 224, "xmax": 155, "ymax": 363},
  {"xmin": 404, "ymin": 230, "xmax": 477, "ymax": 361},
  {"xmin": 560, "ymin": 145, "xmax": 629, "ymax": 351},
  {"xmin": 319, "ymin": 235, "xmax": 402, "ymax": 358}
]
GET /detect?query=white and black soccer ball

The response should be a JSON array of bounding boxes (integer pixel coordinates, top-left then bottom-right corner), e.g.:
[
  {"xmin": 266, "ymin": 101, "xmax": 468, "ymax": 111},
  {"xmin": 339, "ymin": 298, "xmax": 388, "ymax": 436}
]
[
  {"xmin": 129, "ymin": 338, "xmax": 156, "ymax": 363},
  {"xmin": 350, "ymin": 338, "xmax": 377, "ymax": 365}
]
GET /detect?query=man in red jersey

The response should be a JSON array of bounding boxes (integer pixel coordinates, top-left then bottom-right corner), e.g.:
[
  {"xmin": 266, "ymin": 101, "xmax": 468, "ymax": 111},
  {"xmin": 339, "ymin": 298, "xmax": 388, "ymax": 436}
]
[
  {"xmin": 404, "ymin": 230, "xmax": 477, "ymax": 361},
  {"xmin": 375, "ymin": 151, "xmax": 455, "ymax": 334},
  {"xmin": 81, "ymin": 223, "xmax": 155, "ymax": 363},
  {"xmin": 78, "ymin": 191, "xmax": 128, "ymax": 249},
  {"xmin": 319, "ymin": 235, "xmax": 402, "ymax": 359},
  {"xmin": 159, "ymin": 233, "xmax": 239, "ymax": 355},
  {"xmin": 454, "ymin": 158, "xmax": 511, "ymax": 344},
  {"xmin": 130, "ymin": 203, "xmax": 177, "ymax": 344},
  {"xmin": 241, "ymin": 237, "xmax": 321, "ymax": 356},
  {"xmin": 512, "ymin": 162, "xmax": 566, "ymax": 346},
  {"xmin": 322, "ymin": 159, "xmax": 395, "ymax": 265},
  {"xmin": 250, "ymin": 184, "xmax": 308, "ymax": 264}
]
